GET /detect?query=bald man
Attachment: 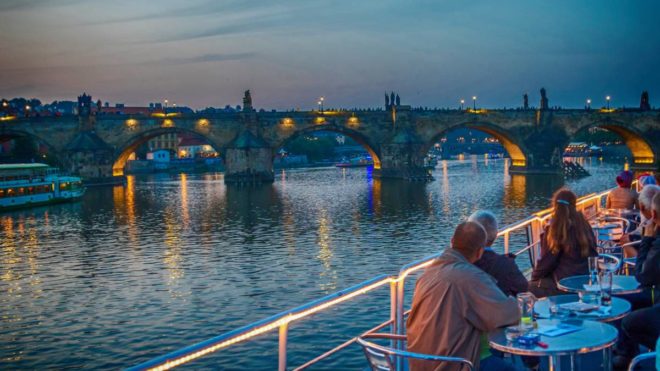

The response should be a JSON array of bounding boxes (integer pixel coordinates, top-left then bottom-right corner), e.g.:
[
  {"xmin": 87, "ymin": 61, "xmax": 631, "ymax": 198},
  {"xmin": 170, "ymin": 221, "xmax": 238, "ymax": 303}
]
[{"xmin": 406, "ymin": 222, "xmax": 520, "ymax": 371}]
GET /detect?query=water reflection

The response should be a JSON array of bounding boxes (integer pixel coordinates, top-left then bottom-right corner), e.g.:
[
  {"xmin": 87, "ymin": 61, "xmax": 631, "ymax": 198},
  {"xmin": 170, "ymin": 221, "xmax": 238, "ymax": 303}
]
[
  {"xmin": 441, "ymin": 160, "xmax": 450, "ymax": 214},
  {"xmin": 163, "ymin": 209, "xmax": 186, "ymax": 298},
  {"xmin": 180, "ymin": 173, "xmax": 190, "ymax": 228},
  {"xmin": 503, "ymin": 174, "xmax": 527, "ymax": 208},
  {"xmin": 317, "ymin": 209, "xmax": 337, "ymax": 292}
]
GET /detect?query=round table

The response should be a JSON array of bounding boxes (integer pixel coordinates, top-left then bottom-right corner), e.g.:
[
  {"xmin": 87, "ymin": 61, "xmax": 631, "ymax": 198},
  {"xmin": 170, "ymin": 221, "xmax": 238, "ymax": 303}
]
[
  {"xmin": 534, "ymin": 294, "xmax": 631, "ymax": 322},
  {"xmin": 489, "ymin": 319, "xmax": 618, "ymax": 371},
  {"xmin": 557, "ymin": 275, "xmax": 642, "ymax": 295}
]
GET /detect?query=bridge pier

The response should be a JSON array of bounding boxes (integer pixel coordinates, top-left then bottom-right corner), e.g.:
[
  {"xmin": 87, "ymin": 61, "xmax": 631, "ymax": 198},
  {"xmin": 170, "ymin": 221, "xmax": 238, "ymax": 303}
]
[
  {"xmin": 376, "ymin": 129, "xmax": 434, "ymax": 181},
  {"xmin": 62, "ymin": 131, "xmax": 121, "ymax": 185},
  {"xmin": 224, "ymin": 130, "xmax": 274, "ymax": 184}
]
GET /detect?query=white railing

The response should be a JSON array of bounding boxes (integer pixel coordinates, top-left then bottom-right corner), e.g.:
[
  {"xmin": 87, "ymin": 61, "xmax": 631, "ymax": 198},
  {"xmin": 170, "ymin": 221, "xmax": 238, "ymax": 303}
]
[{"xmin": 128, "ymin": 188, "xmax": 613, "ymax": 371}]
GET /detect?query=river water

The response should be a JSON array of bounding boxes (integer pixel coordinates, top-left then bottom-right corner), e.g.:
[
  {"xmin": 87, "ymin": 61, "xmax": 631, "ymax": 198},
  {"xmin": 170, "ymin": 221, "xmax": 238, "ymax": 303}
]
[{"xmin": 0, "ymin": 157, "xmax": 624, "ymax": 370}]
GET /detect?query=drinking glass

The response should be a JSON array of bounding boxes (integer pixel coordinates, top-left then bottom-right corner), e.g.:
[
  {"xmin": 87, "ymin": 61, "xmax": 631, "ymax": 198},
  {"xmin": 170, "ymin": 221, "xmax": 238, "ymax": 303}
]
[
  {"xmin": 588, "ymin": 256, "xmax": 599, "ymax": 284},
  {"xmin": 598, "ymin": 270, "xmax": 613, "ymax": 307},
  {"xmin": 548, "ymin": 296, "xmax": 560, "ymax": 317},
  {"xmin": 517, "ymin": 292, "xmax": 535, "ymax": 331}
]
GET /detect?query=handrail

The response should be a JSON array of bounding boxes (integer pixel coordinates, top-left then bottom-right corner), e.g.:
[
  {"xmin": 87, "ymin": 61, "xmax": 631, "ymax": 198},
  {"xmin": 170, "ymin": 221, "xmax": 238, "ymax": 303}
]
[
  {"xmin": 129, "ymin": 184, "xmax": 620, "ymax": 371},
  {"xmin": 127, "ymin": 274, "xmax": 394, "ymax": 371}
]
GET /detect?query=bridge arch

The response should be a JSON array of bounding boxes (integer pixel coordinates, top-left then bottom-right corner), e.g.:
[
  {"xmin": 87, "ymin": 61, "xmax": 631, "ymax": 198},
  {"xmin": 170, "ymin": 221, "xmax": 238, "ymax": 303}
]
[
  {"xmin": 570, "ymin": 120, "xmax": 655, "ymax": 166},
  {"xmin": 273, "ymin": 123, "xmax": 382, "ymax": 169},
  {"xmin": 0, "ymin": 129, "xmax": 63, "ymax": 165},
  {"xmin": 112, "ymin": 127, "xmax": 223, "ymax": 176},
  {"xmin": 422, "ymin": 121, "xmax": 529, "ymax": 167}
]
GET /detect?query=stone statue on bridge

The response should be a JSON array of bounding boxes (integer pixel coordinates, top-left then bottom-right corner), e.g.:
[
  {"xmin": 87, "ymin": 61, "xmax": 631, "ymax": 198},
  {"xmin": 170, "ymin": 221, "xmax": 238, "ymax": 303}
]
[
  {"xmin": 243, "ymin": 90, "xmax": 253, "ymax": 112},
  {"xmin": 523, "ymin": 93, "xmax": 529, "ymax": 110},
  {"xmin": 640, "ymin": 91, "xmax": 651, "ymax": 111},
  {"xmin": 395, "ymin": 94, "xmax": 400, "ymax": 106},
  {"xmin": 540, "ymin": 88, "xmax": 549, "ymax": 110}
]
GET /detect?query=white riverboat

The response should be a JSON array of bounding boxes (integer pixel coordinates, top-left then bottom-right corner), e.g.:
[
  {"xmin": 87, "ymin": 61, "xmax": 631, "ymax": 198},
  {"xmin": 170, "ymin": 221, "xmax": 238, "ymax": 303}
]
[{"xmin": 0, "ymin": 163, "xmax": 85, "ymax": 211}]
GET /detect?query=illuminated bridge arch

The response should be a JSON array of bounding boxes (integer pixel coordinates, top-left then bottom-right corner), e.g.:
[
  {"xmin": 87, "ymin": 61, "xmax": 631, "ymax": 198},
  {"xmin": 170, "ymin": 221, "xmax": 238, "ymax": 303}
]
[
  {"xmin": 112, "ymin": 127, "xmax": 223, "ymax": 176},
  {"xmin": 423, "ymin": 121, "xmax": 529, "ymax": 168},
  {"xmin": 571, "ymin": 120, "xmax": 656, "ymax": 166},
  {"xmin": 274, "ymin": 123, "xmax": 382, "ymax": 170}
]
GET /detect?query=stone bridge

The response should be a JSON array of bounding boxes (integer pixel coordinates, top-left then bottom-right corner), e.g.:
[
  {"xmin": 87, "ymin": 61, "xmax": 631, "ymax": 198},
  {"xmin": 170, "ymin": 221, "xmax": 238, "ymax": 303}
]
[{"xmin": 1, "ymin": 94, "xmax": 658, "ymax": 183}]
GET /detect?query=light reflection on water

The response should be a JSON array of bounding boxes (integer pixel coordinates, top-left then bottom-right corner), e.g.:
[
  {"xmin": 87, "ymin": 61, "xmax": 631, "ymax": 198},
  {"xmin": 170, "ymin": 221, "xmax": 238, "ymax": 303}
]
[{"xmin": 0, "ymin": 158, "xmax": 625, "ymax": 369}]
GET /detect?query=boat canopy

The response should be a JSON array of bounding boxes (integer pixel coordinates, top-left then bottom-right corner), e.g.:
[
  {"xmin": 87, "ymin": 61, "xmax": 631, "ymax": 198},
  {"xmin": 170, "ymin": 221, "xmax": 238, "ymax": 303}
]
[{"xmin": 0, "ymin": 163, "xmax": 50, "ymax": 171}]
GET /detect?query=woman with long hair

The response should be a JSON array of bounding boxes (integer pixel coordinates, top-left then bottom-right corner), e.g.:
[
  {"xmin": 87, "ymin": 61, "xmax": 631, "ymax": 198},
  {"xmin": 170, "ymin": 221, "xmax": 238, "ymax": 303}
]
[{"xmin": 529, "ymin": 188, "xmax": 598, "ymax": 297}]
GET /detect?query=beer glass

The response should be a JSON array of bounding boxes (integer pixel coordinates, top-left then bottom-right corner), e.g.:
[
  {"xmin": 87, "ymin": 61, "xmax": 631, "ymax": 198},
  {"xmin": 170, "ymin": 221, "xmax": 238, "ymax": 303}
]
[{"xmin": 517, "ymin": 292, "xmax": 535, "ymax": 331}]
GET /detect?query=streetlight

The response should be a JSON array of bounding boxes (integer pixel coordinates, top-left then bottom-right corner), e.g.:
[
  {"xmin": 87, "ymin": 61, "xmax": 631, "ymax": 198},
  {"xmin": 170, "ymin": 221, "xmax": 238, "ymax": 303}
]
[
  {"xmin": 319, "ymin": 96, "xmax": 324, "ymax": 113},
  {"xmin": 460, "ymin": 99, "xmax": 465, "ymax": 110},
  {"xmin": 606, "ymin": 96, "xmax": 611, "ymax": 110},
  {"xmin": 586, "ymin": 99, "xmax": 591, "ymax": 110},
  {"xmin": 472, "ymin": 96, "xmax": 477, "ymax": 111}
]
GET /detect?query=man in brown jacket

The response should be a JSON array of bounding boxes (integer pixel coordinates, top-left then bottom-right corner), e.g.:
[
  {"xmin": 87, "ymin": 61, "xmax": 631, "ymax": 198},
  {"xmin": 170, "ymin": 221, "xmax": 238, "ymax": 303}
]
[{"xmin": 406, "ymin": 221, "xmax": 521, "ymax": 370}]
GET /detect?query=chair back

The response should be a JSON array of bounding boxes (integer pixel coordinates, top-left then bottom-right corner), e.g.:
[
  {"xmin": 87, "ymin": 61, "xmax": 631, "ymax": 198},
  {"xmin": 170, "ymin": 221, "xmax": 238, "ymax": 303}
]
[
  {"xmin": 357, "ymin": 333, "xmax": 473, "ymax": 371},
  {"xmin": 598, "ymin": 253, "xmax": 622, "ymax": 274},
  {"xmin": 627, "ymin": 351, "xmax": 656, "ymax": 371}
]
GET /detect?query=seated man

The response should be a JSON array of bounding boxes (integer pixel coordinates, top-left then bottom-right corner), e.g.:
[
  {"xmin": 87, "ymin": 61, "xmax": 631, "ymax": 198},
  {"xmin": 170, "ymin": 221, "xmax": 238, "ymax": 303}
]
[
  {"xmin": 469, "ymin": 210, "xmax": 528, "ymax": 296},
  {"xmin": 406, "ymin": 222, "xmax": 520, "ymax": 371},
  {"xmin": 621, "ymin": 184, "xmax": 660, "ymax": 251},
  {"xmin": 615, "ymin": 192, "xmax": 660, "ymax": 369},
  {"xmin": 617, "ymin": 185, "xmax": 660, "ymax": 310}
]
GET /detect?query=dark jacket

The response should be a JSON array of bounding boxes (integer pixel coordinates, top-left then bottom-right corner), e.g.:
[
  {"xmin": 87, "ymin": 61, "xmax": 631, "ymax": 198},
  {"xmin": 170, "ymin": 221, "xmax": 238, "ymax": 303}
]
[
  {"xmin": 531, "ymin": 226, "xmax": 598, "ymax": 283},
  {"xmin": 636, "ymin": 234, "xmax": 660, "ymax": 287},
  {"xmin": 474, "ymin": 249, "xmax": 529, "ymax": 296}
]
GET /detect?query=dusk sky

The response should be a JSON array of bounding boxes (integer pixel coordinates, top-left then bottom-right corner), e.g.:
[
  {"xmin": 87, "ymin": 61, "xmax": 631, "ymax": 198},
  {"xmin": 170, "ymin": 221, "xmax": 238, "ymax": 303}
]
[{"xmin": 1, "ymin": 0, "xmax": 659, "ymax": 110}]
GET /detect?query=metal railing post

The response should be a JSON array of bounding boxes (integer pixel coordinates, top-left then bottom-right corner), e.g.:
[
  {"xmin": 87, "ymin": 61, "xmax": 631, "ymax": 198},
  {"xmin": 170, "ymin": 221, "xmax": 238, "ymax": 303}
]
[
  {"xmin": 390, "ymin": 280, "xmax": 398, "ymax": 347},
  {"xmin": 396, "ymin": 278, "xmax": 406, "ymax": 371},
  {"xmin": 279, "ymin": 323, "xmax": 289, "ymax": 371},
  {"xmin": 503, "ymin": 232, "xmax": 510, "ymax": 255}
]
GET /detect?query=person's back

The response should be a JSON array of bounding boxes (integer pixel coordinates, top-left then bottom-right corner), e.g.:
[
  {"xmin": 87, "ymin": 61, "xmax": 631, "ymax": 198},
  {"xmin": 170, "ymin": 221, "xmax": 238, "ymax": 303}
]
[
  {"xmin": 469, "ymin": 210, "xmax": 529, "ymax": 297},
  {"xmin": 530, "ymin": 188, "xmax": 597, "ymax": 297},
  {"xmin": 406, "ymin": 222, "xmax": 519, "ymax": 371},
  {"xmin": 474, "ymin": 249, "xmax": 528, "ymax": 296},
  {"xmin": 606, "ymin": 187, "xmax": 638, "ymax": 210}
]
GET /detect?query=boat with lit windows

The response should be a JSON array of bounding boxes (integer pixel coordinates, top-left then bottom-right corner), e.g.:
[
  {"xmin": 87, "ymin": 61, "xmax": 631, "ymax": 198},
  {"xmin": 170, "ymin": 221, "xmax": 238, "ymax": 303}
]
[{"xmin": 0, "ymin": 163, "xmax": 85, "ymax": 211}]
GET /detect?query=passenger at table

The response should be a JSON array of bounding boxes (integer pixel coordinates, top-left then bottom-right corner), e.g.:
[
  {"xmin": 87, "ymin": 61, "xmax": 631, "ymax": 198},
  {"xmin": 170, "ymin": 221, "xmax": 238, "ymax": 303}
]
[
  {"xmin": 621, "ymin": 185, "xmax": 660, "ymax": 256},
  {"xmin": 614, "ymin": 192, "xmax": 660, "ymax": 369},
  {"xmin": 407, "ymin": 222, "xmax": 520, "ymax": 371},
  {"xmin": 469, "ymin": 210, "xmax": 528, "ymax": 296},
  {"xmin": 606, "ymin": 170, "xmax": 638, "ymax": 210},
  {"xmin": 529, "ymin": 188, "xmax": 598, "ymax": 298}
]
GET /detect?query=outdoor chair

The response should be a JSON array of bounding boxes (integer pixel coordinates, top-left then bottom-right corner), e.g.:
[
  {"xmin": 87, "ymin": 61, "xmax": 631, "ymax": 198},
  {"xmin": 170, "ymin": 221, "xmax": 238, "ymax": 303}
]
[
  {"xmin": 357, "ymin": 333, "xmax": 474, "ymax": 371},
  {"xmin": 627, "ymin": 351, "xmax": 656, "ymax": 371}
]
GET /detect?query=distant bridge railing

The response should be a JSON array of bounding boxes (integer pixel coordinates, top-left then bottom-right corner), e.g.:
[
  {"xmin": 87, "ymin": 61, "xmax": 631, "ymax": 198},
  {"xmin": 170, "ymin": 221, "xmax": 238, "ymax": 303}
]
[{"xmin": 127, "ymin": 187, "xmax": 613, "ymax": 371}]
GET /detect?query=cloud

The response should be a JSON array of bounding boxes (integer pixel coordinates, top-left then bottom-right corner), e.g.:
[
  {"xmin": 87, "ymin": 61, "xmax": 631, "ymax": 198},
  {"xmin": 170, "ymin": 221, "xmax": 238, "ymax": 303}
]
[
  {"xmin": 85, "ymin": 0, "xmax": 276, "ymax": 26},
  {"xmin": 0, "ymin": 0, "xmax": 82, "ymax": 11},
  {"xmin": 161, "ymin": 52, "xmax": 256, "ymax": 65}
]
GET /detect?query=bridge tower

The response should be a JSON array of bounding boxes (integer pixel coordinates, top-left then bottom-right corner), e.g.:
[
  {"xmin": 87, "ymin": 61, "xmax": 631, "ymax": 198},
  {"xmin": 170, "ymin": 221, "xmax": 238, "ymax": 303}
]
[
  {"xmin": 224, "ymin": 90, "xmax": 275, "ymax": 184},
  {"xmin": 61, "ymin": 93, "xmax": 116, "ymax": 182}
]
